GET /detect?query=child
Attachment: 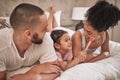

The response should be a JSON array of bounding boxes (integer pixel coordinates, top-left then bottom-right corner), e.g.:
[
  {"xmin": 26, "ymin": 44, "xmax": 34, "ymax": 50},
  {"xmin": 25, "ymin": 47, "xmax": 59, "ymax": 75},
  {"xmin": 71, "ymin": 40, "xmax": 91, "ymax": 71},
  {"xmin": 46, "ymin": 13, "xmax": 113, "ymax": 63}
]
[
  {"xmin": 49, "ymin": 7, "xmax": 84, "ymax": 70},
  {"xmin": 51, "ymin": 30, "xmax": 75, "ymax": 70},
  {"xmin": 72, "ymin": 0, "xmax": 120, "ymax": 64},
  {"xmin": 51, "ymin": 30, "xmax": 72, "ymax": 61}
]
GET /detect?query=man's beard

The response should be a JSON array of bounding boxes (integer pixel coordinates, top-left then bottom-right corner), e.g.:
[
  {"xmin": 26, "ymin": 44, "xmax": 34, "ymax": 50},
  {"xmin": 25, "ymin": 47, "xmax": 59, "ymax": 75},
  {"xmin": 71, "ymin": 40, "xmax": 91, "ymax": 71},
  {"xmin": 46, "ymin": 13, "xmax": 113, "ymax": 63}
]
[{"xmin": 31, "ymin": 33, "xmax": 43, "ymax": 44}]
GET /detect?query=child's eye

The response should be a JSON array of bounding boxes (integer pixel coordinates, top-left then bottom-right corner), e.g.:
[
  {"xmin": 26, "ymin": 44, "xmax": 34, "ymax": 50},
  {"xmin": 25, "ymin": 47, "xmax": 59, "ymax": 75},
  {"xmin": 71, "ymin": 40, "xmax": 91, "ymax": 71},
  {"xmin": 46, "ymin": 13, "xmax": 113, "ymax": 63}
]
[{"xmin": 65, "ymin": 39, "xmax": 68, "ymax": 42}]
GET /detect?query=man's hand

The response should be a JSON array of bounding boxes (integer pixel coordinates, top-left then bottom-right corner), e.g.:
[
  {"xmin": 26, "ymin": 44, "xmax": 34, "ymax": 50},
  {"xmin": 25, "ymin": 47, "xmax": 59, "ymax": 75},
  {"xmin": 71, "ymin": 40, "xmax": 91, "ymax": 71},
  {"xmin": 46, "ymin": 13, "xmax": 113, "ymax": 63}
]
[
  {"xmin": 27, "ymin": 61, "xmax": 61, "ymax": 74},
  {"xmin": 40, "ymin": 61, "xmax": 62, "ymax": 74},
  {"xmin": 10, "ymin": 73, "xmax": 40, "ymax": 80},
  {"xmin": 58, "ymin": 61, "xmax": 66, "ymax": 71},
  {"xmin": 11, "ymin": 63, "xmax": 61, "ymax": 80}
]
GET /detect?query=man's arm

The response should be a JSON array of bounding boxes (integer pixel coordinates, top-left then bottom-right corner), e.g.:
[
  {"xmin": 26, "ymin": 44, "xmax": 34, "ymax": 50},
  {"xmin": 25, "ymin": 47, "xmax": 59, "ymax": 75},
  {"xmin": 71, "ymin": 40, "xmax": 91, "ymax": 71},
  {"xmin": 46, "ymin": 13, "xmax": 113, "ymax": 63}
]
[
  {"xmin": 11, "ymin": 72, "xmax": 60, "ymax": 80},
  {"xmin": 11, "ymin": 61, "xmax": 61, "ymax": 80},
  {"xmin": 0, "ymin": 71, "xmax": 6, "ymax": 80}
]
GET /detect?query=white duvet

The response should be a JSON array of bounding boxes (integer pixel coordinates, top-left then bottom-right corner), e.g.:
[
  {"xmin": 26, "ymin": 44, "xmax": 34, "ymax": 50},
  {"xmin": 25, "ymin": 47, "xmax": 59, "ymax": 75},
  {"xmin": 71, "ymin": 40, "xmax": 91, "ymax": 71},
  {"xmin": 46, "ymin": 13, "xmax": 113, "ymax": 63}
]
[
  {"xmin": 7, "ymin": 41, "xmax": 120, "ymax": 80},
  {"xmin": 55, "ymin": 41, "xmax": 120, "ymax": 80}
]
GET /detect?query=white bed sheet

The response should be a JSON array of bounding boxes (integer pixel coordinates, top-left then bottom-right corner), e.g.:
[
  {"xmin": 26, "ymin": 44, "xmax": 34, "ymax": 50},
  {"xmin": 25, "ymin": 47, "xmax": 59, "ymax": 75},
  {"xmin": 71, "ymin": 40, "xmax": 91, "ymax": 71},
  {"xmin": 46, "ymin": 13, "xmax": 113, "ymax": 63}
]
[{"xmin": 55, "ymin": 41, "xmax": 120, "ymax": 80}]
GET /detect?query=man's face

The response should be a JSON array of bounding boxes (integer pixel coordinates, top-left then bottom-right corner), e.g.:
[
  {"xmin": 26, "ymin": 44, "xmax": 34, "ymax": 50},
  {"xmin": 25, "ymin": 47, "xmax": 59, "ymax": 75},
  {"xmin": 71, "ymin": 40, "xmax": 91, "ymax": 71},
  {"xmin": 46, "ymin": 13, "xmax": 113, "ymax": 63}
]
[
  {"xmin": 31, "ymin": 33, "xmax": 43, "ymax": 44},
  {"xmin": 58, "ymin": 33, "xmax": 72, "ymax": 51},
  {"xmin": 30, "ymin": 15, "xmax": 48, "ymax": 44}
]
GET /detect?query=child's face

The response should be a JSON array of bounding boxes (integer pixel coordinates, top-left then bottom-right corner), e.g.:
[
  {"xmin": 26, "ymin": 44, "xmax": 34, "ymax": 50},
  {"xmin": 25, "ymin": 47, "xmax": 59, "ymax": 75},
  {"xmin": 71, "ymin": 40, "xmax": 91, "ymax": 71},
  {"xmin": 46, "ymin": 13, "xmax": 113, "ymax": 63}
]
[
  {"xmin": 59, "ymin": 33, "xmax": 72, "ymax": 51},
  {"xmin": 83, "ymin": 21, "xmax": 102, "ymax": 41}
]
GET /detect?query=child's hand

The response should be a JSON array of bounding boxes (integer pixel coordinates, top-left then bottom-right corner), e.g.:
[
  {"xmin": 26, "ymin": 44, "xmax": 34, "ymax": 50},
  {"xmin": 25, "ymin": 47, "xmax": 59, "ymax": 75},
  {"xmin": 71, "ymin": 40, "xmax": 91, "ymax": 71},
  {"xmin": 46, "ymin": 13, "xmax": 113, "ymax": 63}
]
[
  {"xmin": 58, "ymin": 61, "xmax": 66, "ymax": 71},
  {"xmin": 75, "ymin": 50, "xmax": 87, "ymax": 63},
  {"xmin": 80, "ymin": 50, "xmax": 87, "ymax": 61}
]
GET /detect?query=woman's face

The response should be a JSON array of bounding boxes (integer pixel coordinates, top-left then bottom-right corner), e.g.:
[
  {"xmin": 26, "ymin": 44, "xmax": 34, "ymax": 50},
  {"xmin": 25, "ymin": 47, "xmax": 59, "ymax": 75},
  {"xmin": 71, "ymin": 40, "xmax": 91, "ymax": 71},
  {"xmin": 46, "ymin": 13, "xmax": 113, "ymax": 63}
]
[{"xmin": 83, "ymin": 21, "xmax": 100, "ymax": 41}]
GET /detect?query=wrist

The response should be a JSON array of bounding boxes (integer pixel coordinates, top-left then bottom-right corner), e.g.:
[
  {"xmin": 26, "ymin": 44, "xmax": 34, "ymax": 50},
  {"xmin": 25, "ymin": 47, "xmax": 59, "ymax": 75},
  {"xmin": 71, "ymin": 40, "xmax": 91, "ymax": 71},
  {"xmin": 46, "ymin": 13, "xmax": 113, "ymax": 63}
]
[
  {"xmin": 103, "ymin": 51, "xmax": 110, "ymax": 57},
  {"xmin": 74, "ymin": 57, "xmax": 83, "ymax": 63}
]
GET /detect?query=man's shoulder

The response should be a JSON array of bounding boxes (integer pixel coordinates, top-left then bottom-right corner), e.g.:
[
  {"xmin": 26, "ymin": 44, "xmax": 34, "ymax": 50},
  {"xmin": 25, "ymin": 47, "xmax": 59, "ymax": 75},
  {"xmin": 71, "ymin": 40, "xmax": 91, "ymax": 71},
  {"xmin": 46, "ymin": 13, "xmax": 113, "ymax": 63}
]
[
  {"xmin": 42, "ymin": 32, "xmax": 53, "ymax": 45},
  {"xmin": 0, "ymin": 28, "xmax": 12, "ymax": 49}
]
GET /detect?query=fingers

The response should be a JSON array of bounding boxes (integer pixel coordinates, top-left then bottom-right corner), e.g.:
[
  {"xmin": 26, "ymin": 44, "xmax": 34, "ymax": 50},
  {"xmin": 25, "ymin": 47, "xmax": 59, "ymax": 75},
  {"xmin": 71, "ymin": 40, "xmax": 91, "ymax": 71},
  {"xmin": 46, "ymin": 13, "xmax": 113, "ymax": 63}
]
[
  {"xmin": 45, "ymin": 61, "xmax": 62, "ymax": 74},
  {"xmin": 85, "ymin": 41, "xmax": 92, "ymax": 51},
  {"xmin": 50, "ymin": 65, "xmax": 61, "ymax": 73},
  {"xmin": 80, "ymin": 50, "xmax": 87, "ymax": 61},
  {"xmin": 50, "ymin": 64, "xmax": 61, "ymax": 73},
  {"xmin": 51, "ymin": 61, "xmax": 61, "ymax": 67}
]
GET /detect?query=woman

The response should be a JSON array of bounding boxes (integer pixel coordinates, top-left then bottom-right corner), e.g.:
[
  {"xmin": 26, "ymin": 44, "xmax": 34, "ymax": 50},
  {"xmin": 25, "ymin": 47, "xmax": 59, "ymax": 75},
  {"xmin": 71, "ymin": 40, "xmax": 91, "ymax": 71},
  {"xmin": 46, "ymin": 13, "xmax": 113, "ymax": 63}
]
[{"xmin": 72, "ymin": 0, "xmax": 120, "ymax": 64}]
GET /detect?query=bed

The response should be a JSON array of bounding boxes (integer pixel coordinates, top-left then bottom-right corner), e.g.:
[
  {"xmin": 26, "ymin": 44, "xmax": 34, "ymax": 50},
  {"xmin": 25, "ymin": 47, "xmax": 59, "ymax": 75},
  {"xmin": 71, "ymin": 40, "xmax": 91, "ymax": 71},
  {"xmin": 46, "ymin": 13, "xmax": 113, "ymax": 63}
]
[{"xmin": 1, "ymin": 16, "xmax": 120, "ymax": 80}]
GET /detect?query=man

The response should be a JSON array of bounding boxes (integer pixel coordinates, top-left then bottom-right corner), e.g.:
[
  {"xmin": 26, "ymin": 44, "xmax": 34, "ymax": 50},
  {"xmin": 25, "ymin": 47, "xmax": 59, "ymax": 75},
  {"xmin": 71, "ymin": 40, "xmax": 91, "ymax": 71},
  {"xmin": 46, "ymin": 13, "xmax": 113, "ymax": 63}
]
[{"xmin": 0, "ymin": 3, "xmax": 61, "ymax": 80}]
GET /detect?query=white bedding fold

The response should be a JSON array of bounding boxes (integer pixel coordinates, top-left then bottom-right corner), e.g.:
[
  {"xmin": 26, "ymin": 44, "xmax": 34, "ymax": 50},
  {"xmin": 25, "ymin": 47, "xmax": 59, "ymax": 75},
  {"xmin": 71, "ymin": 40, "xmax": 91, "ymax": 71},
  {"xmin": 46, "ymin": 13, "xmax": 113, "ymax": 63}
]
[{"xmin": 55, "ymin": 41, "xmax": 120, "ymax": 80}]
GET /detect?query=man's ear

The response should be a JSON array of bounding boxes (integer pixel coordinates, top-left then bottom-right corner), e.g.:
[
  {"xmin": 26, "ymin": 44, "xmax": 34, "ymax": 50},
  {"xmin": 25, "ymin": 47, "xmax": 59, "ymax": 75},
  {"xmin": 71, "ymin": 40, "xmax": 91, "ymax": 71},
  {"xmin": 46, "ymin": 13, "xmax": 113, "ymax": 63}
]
[
  {"xmin": 54, "ymin": 43, "xmax": 60, "ymax": 50},
  {"xmin": 24, "ymin": 29, "xmax": 32, "ymax": 39}
]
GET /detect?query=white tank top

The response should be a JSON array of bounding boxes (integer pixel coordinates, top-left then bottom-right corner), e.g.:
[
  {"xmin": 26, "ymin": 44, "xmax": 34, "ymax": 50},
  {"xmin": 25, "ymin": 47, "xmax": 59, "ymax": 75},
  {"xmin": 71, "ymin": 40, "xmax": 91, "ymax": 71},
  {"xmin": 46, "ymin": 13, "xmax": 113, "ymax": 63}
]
[{"xmin": 79, "ymin": 29, "xmax": 106, "ymax": 55}]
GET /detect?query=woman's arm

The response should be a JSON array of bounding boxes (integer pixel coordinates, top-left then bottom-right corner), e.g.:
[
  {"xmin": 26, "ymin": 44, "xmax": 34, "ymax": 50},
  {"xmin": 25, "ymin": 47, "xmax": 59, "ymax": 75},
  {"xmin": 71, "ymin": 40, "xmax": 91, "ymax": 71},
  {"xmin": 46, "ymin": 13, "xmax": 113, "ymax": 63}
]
[
  {"xmin": 72, "ymin": 30, "xmax": 82, "ymax": 59},
  {"xmin": 86, "ymin": 31, "xmax": 110, "ymax": 62}
]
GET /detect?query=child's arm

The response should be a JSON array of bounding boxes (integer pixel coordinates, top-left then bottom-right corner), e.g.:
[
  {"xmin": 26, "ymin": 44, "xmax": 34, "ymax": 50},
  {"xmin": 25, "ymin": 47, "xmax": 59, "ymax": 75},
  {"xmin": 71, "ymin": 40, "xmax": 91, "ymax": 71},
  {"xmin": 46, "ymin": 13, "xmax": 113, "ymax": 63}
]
[
  {"xmin": 62, "ymin": 31, "xmax": 87, "ymax": 70},
  {"xmin": 64, "ymin": 57, "xmax": 84, "ymax": 70},
  {"xmin": 60, "ymin": 51, "xmax": 86, "ymax": 71}
]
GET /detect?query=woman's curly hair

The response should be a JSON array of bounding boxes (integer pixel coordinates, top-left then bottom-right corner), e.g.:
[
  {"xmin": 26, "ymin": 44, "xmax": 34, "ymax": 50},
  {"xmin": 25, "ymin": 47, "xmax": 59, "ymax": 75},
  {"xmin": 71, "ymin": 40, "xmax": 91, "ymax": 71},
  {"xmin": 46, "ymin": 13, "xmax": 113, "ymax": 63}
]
[{"xmin": 85, "ymin": 0, "xmax": 120, "ymax": 32}]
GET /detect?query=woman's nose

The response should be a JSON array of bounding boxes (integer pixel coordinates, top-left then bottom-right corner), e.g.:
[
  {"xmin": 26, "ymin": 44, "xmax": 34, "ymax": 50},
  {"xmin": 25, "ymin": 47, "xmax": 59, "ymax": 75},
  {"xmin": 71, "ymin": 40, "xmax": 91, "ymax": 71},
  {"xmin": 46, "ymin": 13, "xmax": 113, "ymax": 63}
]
[
  {"xmin": 69, "ymin": 40, "xmax": 72, "ymax": 45},
  {"xmin": 83, "ymin": 31, "xmax": 87, "ymax": 36}
]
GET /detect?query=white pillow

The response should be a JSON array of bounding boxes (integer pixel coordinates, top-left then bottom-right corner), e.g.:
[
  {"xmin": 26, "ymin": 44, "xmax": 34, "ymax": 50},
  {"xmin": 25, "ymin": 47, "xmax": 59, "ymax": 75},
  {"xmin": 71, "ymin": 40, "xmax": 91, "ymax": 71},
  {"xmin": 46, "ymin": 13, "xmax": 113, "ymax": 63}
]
[{"xmin": 45, "ymin": 10, "xmax": 61, "ymax": 27}]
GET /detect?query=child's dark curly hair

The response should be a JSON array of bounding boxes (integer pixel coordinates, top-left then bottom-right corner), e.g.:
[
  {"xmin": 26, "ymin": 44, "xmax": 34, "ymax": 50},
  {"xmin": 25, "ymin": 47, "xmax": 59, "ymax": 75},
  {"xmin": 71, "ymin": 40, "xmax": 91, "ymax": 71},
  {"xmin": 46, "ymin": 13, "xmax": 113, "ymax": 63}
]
[
  {"xmin": 50, "ymin": 30, "xmax": 68, "ymax": 43},
  {"xmin": 85, "ymin": 0, "xmax": 120, "ymax": 32}
]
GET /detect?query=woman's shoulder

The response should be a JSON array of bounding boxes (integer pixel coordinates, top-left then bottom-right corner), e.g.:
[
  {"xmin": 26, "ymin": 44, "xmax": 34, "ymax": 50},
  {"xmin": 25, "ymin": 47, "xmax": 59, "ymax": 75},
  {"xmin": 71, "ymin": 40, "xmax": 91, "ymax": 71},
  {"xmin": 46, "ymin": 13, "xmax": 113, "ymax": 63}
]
[{"xmin": 72, "ymin": 29, "xmax": 83, "ymax": 40}]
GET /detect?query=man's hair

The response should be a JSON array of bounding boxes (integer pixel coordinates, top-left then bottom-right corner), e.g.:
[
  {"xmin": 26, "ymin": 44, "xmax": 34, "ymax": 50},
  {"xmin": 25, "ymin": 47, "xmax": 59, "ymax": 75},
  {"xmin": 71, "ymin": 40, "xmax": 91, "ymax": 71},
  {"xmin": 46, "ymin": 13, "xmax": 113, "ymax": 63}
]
[
  {"xmin": 10, "ymin": 3, "xmax": 44, "ymax": 30},
  {"xmin": 85, "ymin": 0, "xmax": 120, "ymax": 32},
  {"xmin": 50, "ymin": 30, "xmax": 68, "ymax": 43}
]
